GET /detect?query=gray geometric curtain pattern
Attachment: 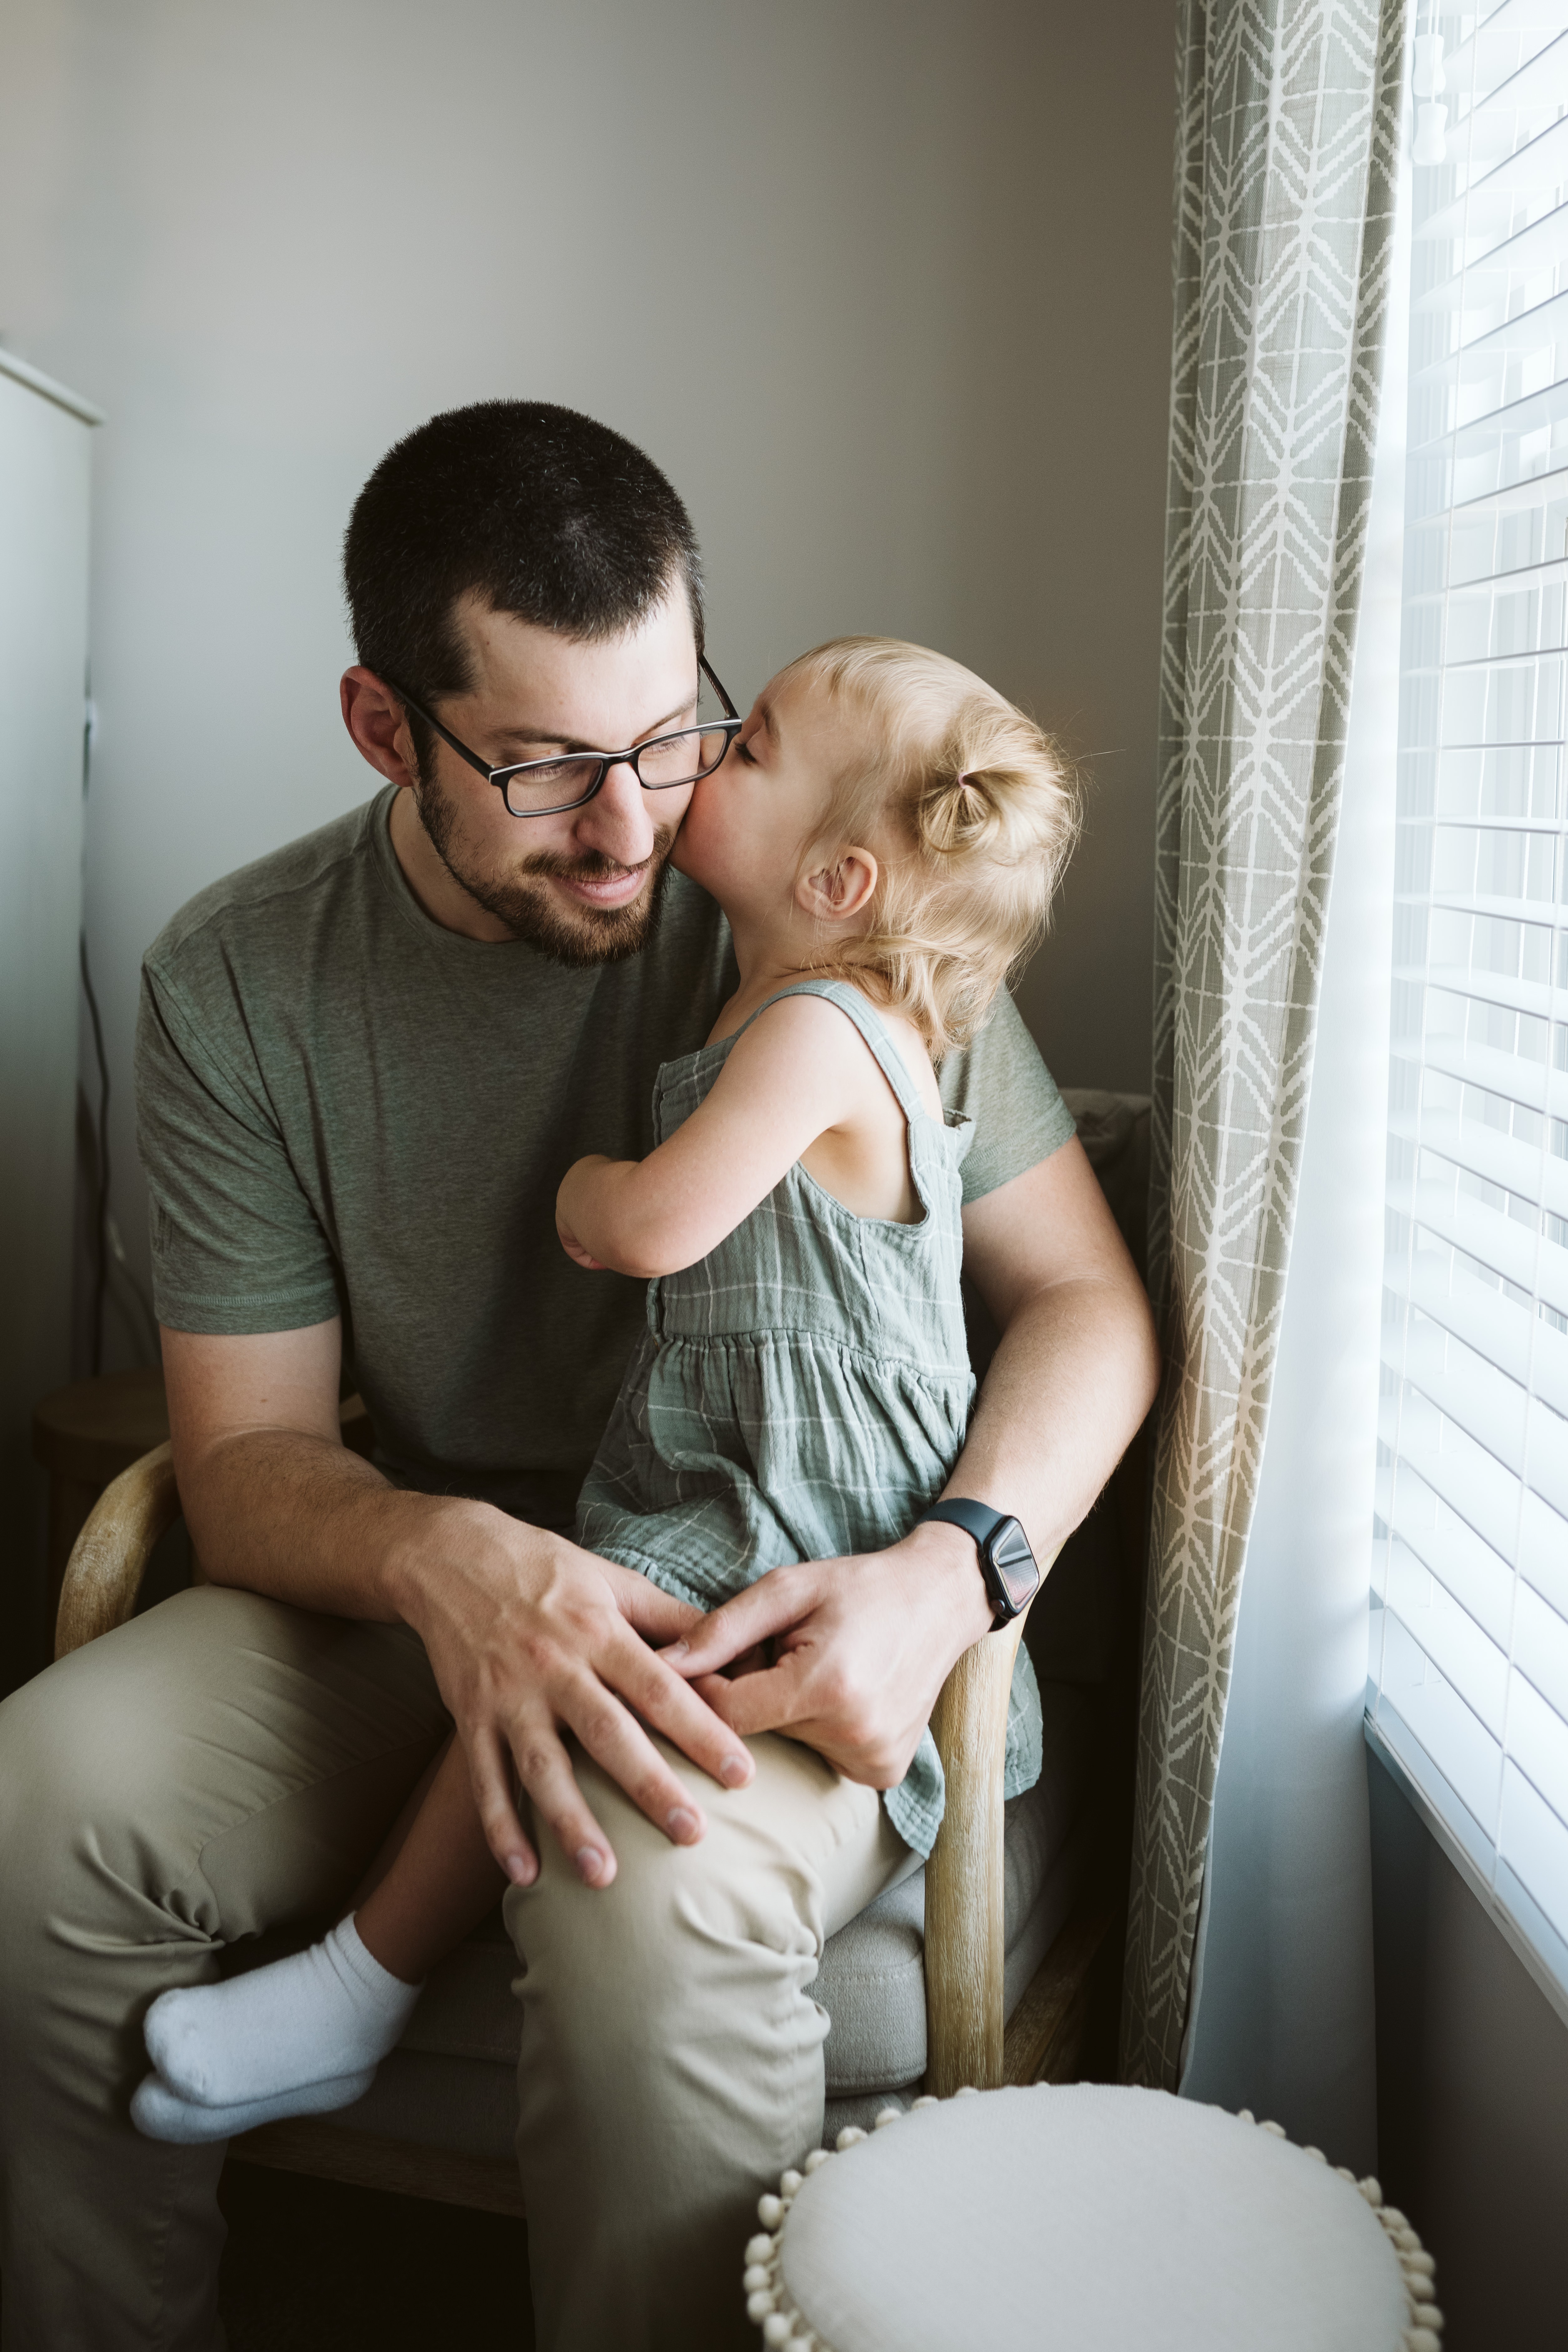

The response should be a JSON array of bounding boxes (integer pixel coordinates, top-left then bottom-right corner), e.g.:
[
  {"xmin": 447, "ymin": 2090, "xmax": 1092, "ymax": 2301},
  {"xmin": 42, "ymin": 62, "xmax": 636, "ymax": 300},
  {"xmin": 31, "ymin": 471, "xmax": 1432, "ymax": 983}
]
[{"xmin": 1121, "ymin": 0, "xmax": 1405, "ymax": 2090}]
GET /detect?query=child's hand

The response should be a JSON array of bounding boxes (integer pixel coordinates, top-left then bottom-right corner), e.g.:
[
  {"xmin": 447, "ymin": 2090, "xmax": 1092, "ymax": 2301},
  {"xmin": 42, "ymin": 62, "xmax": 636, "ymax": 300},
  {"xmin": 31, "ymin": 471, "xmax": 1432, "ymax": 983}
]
[
  {"xmin": 557, "ymin": 1216, "xmax": 608, "ymax": 1271},
  {"xmin": 557, "ymin": 1155, "xmax": 615, "ymax": 1270}
]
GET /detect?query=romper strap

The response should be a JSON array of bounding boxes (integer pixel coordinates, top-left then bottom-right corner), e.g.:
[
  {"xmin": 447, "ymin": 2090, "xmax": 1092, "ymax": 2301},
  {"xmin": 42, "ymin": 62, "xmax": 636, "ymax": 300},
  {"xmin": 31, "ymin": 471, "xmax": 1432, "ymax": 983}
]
[{"xmin": 730, "ymin": 979, "xmax": 929, "ymax": 1128}]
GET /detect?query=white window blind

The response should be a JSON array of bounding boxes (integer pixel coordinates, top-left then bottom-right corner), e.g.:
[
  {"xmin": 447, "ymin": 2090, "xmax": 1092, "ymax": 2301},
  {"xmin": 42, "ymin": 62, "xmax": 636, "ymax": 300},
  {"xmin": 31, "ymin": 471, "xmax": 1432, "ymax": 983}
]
[{"xmin": 1368, "ymin": 0, "xmax": 1568, "ymax": 2005}]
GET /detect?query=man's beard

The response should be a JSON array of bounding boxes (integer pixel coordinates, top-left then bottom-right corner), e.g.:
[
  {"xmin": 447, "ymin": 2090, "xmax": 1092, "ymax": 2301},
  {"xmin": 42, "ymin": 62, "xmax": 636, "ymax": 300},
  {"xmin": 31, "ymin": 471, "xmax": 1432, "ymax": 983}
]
[{"xmin": 413, "ymin": 768, "xmax": 675, "ymax": 966}]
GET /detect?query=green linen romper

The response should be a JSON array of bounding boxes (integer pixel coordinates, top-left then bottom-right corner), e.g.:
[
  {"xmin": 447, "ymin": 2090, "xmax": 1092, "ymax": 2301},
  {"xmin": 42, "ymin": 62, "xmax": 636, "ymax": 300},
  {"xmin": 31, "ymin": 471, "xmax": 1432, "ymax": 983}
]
[{"xmin": 575, "ymin": 978, "xmax": 1043, "ymax": 1857}]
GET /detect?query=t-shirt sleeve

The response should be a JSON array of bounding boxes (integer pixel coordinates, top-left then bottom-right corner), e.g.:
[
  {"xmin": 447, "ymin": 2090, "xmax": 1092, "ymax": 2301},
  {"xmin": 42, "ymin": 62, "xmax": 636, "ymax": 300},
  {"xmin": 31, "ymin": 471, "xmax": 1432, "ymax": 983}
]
[
  {"xmin": 136, "ymin": 957, "xmax": 344, "ymax": 1334},
  {"xmin": 939, "ymin": 988, "xmax": 1077, "ymax": 1205}
]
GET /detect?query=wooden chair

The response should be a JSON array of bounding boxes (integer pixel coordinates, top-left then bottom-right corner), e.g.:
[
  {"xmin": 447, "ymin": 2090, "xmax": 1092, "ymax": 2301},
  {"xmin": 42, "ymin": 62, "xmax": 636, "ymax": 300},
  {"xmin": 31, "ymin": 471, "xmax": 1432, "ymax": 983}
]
[
  {"xmin": 31, "ymin": 1366, "xmax": 170, "ymax": 1641},
  {"xmin": 53, "ymin": 1414, "xmax": 1109, "ymax": 2215}
]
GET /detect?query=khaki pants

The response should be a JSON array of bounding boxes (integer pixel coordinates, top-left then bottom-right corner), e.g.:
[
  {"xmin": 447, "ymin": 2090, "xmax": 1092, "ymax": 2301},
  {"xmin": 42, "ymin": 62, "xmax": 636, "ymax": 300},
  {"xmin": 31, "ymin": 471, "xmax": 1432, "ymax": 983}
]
[{"xmin": 0, "ymin": 1585, "xmax": 911, "ymax": 2351}]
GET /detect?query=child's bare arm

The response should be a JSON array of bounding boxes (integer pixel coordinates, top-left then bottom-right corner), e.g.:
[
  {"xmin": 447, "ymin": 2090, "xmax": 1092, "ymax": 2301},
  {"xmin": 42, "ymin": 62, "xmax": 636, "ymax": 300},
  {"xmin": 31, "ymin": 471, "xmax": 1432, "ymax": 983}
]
[{"xmin": 555, "ymin": 995, "xmax": 877, "ymax": 1278}]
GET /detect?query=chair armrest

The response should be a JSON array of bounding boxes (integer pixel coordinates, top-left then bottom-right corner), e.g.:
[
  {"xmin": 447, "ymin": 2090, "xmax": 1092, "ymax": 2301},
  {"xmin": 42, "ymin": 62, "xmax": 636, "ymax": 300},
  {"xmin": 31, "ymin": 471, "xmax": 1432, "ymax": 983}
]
[
  {"xmin": 923, "ymin": 1611, "xmax": 1028, "ymax": 2095},
  {"xmin": 52, "ymin": 1393, "xmax": 374, "ymax": 1661},
  {"xmin": 54, "ymin": 1441, "xmax": 182, "ymax": 1659}
]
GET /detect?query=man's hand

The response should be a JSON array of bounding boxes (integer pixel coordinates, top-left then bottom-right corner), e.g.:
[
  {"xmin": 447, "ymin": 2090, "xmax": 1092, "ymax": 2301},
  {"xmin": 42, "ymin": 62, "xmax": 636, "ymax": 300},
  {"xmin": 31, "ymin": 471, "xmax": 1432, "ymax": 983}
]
[
  {"xmin": 389, "ymin": 1511, "xmax": 757, "ymax": 1889},
  {"xmin": 660, "ymin": 1522, "xmax": 994, "ymax": 1786},
  {"xmin": 161, "ymin": 1321, "xmax": 755, "ymax": 1893}
]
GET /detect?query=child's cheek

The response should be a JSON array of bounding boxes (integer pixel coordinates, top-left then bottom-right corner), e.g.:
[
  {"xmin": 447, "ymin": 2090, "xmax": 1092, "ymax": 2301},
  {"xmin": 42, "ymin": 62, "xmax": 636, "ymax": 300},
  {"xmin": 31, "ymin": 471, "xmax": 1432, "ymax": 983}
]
[
  {"xmin": 669, "ymin": 799, "xmax": 712, "ymax": 884},
  {"xmin": 674, "ymin": 784, "xmax": 721, "ymax": 877}
]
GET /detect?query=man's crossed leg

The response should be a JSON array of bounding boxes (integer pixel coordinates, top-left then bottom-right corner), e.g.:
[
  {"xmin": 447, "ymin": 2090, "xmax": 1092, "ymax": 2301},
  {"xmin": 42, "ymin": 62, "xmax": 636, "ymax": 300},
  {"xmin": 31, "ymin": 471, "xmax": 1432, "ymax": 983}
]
[{"xmin": 0, "ymin": 1585, "xmax": 906, "ymax": 2351}]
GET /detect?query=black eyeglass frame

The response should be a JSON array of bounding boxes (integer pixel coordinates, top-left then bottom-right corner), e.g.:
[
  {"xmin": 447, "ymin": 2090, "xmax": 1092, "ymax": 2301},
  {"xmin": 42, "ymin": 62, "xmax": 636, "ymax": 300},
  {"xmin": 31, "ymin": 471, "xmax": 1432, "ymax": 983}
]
[{"xmin": 386, "ymin": 655, "xmax": 742, "ymax": 818}]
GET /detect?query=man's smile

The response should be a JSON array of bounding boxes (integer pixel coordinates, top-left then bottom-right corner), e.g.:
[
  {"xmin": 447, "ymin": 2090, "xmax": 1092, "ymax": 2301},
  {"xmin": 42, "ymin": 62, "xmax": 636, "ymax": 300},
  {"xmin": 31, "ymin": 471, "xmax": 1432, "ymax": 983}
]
[{"xmin": 552, "ymin": 863, "xmax": 651, "ymax": 909}]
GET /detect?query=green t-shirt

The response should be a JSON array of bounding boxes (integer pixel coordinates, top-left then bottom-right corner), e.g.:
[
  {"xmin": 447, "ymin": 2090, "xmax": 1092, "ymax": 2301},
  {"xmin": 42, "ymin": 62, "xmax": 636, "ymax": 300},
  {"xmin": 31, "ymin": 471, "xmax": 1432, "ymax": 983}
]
[{"xmin": 136, "ymin": 787, "xmax": 1076, "ymax": 1532}]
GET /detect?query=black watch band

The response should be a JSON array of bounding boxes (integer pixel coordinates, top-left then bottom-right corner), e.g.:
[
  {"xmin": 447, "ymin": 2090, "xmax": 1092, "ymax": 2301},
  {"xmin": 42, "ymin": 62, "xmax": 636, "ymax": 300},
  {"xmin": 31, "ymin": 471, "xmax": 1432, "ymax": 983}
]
[{"xmin": 915, "ymin": 1498, "xmax": 1041, "ymax": 1628}]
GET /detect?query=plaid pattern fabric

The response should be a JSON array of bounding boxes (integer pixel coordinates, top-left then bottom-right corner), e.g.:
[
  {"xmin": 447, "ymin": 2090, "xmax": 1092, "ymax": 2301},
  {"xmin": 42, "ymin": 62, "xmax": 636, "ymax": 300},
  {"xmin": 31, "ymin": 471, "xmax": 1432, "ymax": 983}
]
[{"xmin": 576, "ymin": 979, "xmax": 1043, "ymax": 1856}]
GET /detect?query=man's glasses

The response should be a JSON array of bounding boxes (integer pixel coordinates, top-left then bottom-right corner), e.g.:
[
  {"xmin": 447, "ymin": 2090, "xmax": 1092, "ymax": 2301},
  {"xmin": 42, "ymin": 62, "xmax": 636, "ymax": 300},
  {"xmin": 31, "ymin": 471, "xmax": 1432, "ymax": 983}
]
[{"xmin": 387, "ymin": 656, "xmax": 742, "ymax": 818}]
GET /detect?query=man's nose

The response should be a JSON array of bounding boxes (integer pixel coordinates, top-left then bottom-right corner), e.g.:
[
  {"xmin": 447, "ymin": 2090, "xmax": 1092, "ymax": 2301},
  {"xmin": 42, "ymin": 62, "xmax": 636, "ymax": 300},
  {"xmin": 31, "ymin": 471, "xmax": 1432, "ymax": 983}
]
[{"xmin": 570, "ymin": 757, "xmax": 657, "ymax": 867}]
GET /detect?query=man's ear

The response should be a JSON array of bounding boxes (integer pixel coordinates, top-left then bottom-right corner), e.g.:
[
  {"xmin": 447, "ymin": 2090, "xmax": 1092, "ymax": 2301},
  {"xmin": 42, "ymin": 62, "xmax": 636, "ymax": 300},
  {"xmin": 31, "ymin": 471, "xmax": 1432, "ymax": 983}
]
[
  {"xmin": 341, "ymin": 667, "xmax": 420, "ymax": 791},
  {"xmin": 796, "ymin": 846, "xmax": 879, "ymax": 926}
]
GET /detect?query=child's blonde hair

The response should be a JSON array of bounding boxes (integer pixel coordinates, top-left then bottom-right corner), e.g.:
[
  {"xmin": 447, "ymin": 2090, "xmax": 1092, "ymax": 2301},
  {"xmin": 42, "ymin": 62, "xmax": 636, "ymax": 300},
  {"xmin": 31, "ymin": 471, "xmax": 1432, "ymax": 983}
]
[{"xmin": 780, "ymin": 636, "xmax": 1079, "ymax": 1054}]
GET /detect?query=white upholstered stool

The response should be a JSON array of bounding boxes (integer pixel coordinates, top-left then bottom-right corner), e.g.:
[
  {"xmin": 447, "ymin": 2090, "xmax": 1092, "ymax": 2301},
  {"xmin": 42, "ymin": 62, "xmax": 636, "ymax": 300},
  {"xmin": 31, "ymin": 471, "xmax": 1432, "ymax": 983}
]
[{"xmin": 742, "ymin": 2084, "xmax": 1441, "ymax": 2352}]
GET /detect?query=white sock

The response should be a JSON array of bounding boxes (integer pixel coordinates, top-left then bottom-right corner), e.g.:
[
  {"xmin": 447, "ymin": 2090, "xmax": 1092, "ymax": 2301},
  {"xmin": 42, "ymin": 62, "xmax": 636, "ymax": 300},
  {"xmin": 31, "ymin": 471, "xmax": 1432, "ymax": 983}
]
[
  {"xmin": 143, "ymin": 1915, "xmax": 422, "ymax": 2110},
  {"xmin": 130, "ymin": 2064, "xmax": 376, "ymax": 2145}
]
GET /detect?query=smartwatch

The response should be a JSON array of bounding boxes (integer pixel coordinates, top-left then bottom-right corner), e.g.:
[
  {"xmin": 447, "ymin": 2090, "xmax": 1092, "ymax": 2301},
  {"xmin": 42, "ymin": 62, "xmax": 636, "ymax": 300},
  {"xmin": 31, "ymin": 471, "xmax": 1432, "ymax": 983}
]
[{"xmin": 915, "ymin": 1498, "xmax": 1041, "ymax": 1628}]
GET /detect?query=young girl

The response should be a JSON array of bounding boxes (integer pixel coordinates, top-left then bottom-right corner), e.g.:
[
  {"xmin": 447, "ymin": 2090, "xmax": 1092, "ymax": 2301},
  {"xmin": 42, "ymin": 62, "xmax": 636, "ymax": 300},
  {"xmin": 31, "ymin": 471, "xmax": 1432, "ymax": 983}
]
[{"xmin": 132, "ymin": 635, "xmax": 1078, "ymax": 2143}]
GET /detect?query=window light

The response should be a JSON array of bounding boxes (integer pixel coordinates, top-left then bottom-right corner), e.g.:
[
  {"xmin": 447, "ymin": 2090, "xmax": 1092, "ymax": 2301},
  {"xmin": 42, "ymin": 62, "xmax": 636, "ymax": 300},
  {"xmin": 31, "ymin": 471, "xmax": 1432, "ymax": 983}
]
[{"xmin": 1368, "ymin": 0, "xmax": 1568, "ymax": 2013}]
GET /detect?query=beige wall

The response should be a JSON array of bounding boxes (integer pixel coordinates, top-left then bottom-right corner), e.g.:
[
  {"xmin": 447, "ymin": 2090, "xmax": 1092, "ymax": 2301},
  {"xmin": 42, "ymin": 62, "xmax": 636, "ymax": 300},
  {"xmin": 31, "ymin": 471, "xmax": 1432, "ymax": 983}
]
[{"xmin": 0, "ymin": 0, "xmax": 1173, "ymax": 1338}]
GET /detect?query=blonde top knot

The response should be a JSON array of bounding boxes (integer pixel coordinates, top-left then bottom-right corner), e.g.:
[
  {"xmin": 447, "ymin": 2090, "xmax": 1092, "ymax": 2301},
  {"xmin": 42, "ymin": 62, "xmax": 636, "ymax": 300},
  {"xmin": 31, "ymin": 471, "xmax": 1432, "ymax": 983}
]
[
  {"xmin": 921, "ymin": 767, "xmax": 1003, "ymax": 857},
  {"xmin": 777, "ymin": 636, "xmax": 1080, "ymax": 1054}
]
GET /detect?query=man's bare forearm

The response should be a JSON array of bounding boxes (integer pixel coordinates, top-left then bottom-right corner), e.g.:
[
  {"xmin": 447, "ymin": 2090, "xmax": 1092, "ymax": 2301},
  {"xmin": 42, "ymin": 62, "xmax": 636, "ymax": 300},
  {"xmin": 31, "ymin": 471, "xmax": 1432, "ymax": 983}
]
[
  {"xmin": 162, "ymin": 1317, "xmax": 527, "ymax": 1638},
  {"xmin": 178, "ymin": 1424, "xmax": 505, "ymax": 1628},
  {"xmin": 951, "ymin": 1271, "xmax": 1160, "ymax": 1564}
]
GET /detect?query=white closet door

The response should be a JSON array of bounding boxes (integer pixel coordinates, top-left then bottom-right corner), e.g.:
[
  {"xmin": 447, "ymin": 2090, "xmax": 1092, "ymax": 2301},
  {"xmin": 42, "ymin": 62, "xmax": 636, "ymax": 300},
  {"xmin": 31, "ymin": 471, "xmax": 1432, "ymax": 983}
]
[{"xmin": 0, "ymin": 354, "xmax": 98, "ymax": 1685}]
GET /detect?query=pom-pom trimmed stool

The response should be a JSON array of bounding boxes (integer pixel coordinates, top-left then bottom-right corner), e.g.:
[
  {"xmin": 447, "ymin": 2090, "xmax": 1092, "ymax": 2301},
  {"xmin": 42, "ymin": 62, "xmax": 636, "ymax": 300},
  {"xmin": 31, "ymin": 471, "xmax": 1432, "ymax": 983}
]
[{"xmin": 743, "ymin": 2085, "xmax": 1440, "ymax": 2352}]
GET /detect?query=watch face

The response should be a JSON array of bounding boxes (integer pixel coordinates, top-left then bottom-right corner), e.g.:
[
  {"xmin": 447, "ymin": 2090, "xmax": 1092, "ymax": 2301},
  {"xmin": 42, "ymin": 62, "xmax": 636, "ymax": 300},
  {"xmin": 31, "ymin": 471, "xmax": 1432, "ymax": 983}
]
[{"xmin": 988, "ymin": 1518, "xmax": 1040, "ymax": 1611}]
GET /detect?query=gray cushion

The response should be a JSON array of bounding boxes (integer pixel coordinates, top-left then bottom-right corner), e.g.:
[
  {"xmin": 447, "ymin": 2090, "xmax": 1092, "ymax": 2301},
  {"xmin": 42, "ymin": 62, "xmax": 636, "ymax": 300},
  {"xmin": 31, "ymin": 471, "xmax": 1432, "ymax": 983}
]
[{"xmin": 337, "ymin": 1682, "xmax": 1101, "ymax": 2161}]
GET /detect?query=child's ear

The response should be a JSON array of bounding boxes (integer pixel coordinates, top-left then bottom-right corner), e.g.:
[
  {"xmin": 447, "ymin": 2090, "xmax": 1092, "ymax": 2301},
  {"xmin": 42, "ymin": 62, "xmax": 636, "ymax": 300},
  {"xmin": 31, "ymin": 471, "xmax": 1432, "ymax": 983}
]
[{"xmin": 797, "ymin": 846, "xmax": 878, "ymax": 925}]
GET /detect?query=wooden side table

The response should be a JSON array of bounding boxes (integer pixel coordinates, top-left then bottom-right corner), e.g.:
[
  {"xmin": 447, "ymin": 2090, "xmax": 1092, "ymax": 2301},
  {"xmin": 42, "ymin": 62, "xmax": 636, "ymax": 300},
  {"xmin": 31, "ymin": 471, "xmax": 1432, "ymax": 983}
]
[{"xmin": 32, "ymin": 1368, "xmax": 170, "ymax": 1642}]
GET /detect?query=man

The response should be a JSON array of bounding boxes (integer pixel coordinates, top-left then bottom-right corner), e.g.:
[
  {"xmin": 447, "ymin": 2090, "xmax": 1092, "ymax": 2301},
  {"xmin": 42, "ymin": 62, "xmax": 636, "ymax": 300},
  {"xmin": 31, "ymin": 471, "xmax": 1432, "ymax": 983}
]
[{"xmin": 0, "ymin": 401, "xmax": 1157, "ymax": 2349}]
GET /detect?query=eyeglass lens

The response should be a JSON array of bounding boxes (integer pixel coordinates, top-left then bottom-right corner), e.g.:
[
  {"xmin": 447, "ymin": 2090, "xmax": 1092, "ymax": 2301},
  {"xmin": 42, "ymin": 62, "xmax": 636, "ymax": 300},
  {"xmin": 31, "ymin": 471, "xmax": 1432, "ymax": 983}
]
[{"xmin": 499, "ymin": 722, "xmax": 735, "ymax": 816}]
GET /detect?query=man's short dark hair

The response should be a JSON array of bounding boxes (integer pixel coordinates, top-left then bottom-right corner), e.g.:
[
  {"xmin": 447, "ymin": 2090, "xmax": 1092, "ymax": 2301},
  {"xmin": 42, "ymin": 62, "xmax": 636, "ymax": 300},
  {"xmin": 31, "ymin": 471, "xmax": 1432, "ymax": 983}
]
[{"xmin": 344, "ymin": 402, "xmax": 704, "ymax": 728}]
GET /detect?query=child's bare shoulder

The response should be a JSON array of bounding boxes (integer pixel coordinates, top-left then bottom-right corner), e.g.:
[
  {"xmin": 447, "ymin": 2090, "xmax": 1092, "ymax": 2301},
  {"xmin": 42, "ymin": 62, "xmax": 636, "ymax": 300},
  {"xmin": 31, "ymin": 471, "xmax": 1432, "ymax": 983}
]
[{"xmin": 738, "ymin": 987, "xmax": 940, "ymax": 1121}]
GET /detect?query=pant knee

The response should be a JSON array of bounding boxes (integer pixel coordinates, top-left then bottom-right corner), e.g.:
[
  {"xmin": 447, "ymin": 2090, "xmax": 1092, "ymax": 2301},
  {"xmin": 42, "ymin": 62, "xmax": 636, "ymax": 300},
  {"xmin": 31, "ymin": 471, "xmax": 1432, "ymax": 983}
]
[{"xmin": 507, "ymin": 1796, "xmax": 832, "ymax": 2100}]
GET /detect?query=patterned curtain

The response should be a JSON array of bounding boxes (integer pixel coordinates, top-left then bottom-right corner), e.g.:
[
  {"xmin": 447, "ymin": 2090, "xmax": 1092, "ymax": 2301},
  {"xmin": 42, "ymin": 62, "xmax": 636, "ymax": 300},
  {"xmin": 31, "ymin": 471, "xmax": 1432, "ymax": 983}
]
[{"xmin": 1122, "ymin": 0, "xmax": 1405, "ymax": 2090}]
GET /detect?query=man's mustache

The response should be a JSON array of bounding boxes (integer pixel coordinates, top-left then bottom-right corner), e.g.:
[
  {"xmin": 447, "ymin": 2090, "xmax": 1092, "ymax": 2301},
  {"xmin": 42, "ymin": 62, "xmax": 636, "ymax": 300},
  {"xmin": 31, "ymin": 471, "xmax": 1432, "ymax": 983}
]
[{"xmin": 517, "ymin": 833, "xmax": 674, "ymax": 886}]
